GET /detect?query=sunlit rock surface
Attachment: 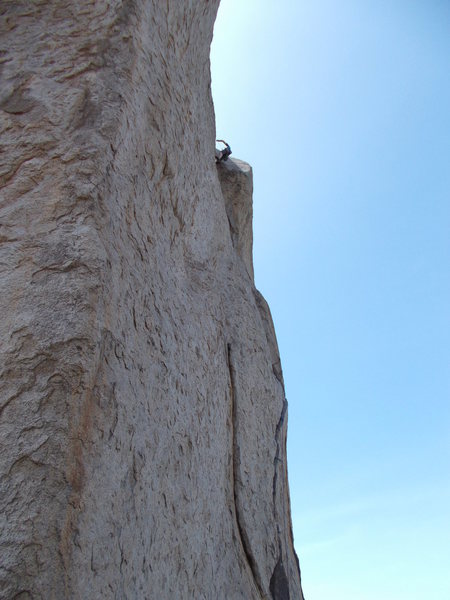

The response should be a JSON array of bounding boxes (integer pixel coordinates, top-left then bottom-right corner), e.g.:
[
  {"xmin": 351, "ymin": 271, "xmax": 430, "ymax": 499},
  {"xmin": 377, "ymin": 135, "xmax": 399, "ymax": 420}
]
[{"xmin": 0, "ymin": 2, "xmax": 304, "ymax": 598}]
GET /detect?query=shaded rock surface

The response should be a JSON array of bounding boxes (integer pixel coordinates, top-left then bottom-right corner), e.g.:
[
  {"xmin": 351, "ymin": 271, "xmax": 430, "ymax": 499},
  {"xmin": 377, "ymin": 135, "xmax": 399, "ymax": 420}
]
[
  {"xmin": 217, "ymin": 158, "xmax": 254, "ymax": 282},
  {"xmin": 0, "ymin": 1, "xmax": 304, "ymax": 599}
]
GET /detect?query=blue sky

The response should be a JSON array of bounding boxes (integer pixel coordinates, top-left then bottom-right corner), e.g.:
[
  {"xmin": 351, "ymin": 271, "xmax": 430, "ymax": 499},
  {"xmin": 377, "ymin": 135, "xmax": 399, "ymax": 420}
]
[{"xmin": 211, "ymin": 2, "xmax": 450, "ymax": 599}]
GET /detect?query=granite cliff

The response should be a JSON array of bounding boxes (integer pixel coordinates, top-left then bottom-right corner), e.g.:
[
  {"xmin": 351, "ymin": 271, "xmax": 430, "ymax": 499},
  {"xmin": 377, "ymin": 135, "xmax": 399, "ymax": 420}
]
[{"xmin": 0, "ymin": 2, "xmax": 304, "ymax": 598}]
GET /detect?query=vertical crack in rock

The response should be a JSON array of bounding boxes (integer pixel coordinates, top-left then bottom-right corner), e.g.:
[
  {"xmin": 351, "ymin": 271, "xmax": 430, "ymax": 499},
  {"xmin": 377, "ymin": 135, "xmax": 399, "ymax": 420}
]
[
  {"xmin": 271, "ymin": 400, "xmax": 291, "ymax": 600},
  {"xmin": 226, "ymin": 343, "xmax": 265, "ymax": 599},
  {"xmin": 272, "ymin": 398, "xmax": 288, "ymax": 520}
]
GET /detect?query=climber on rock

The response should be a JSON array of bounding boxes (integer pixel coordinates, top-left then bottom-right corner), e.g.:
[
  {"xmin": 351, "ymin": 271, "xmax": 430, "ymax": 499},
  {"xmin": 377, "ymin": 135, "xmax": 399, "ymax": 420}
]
[{"xmin": 215, "ymin": 139, "xmax": 232, "ymax": 163}]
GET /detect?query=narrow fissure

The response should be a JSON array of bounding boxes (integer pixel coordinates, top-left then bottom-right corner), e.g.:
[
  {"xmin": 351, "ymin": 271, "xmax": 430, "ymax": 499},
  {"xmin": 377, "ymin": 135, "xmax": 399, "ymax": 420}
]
[
  {"xmin": 271, "ymin": 399, "xmax": 291, "ymax": 600},
  {"xmin": 226, "ymin": 342, "xmax": 265, "ymax": 599},
  {"xmin": 272, "ymin": 398, "xmax": 288, "ymax": 518}
]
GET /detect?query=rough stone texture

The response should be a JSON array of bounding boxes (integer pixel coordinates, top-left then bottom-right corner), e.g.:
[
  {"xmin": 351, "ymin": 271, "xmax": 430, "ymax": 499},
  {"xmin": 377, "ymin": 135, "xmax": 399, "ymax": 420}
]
[
  {"xmin": 0, "ymin": 2, "xmax": 304, "ymax": 599},
  {"xmin": 217, "ymin": 158, "xmax": 254, "ymax": 282}
]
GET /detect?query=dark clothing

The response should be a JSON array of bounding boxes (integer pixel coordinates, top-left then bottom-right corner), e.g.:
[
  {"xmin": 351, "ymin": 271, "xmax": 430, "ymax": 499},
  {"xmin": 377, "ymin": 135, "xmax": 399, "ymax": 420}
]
[
  {"xmin": 215, "ymin": 142, "xmax": 232, "ymax": 163},
  {"xmin": 220, "ymin": 144, "xmax": 232, "ymax": 161}
]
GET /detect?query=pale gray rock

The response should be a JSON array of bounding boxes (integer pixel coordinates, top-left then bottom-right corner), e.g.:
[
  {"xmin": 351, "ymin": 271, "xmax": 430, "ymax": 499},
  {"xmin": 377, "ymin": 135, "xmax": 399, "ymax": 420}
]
[
  {"xmin": 217, "ymin": 158, "xmax": 254, "ymax": 282},
  {"xmin": 0, "ymin": 1, "xmax": 304, "ymax": 599}
]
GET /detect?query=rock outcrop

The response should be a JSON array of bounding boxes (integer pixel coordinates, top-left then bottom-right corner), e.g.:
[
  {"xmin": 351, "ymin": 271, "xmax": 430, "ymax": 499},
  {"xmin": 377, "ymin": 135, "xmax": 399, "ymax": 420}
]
[{"xmin": 0, "ymin": 2, "xmax": 304, "ymax": 599}]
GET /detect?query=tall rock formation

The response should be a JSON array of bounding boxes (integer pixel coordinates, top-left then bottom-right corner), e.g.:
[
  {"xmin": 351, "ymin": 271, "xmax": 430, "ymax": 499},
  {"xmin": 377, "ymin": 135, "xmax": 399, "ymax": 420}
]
[{"xmin": 0, "ymin": 2, "xmax": 304, "ymax": 598}]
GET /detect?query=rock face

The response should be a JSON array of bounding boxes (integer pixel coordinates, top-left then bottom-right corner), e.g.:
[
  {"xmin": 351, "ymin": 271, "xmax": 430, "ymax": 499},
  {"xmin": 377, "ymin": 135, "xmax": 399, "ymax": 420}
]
[
  {"xmin": 217, "ymin": 158, "xmax": 254, "ymax": 282},
  {"xmin": 0, "ymin": 2, "xmax": 304, "ymax": 599}
]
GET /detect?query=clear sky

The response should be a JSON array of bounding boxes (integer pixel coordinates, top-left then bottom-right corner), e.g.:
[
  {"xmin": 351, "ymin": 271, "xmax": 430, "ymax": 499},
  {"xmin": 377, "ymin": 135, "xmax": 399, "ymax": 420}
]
[{"xmin": 211, "ymin": 2, "xmax": 450, "ymax": 599}]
